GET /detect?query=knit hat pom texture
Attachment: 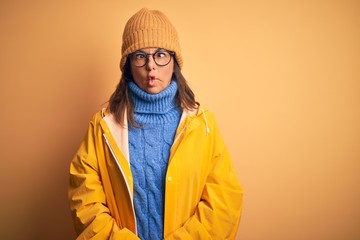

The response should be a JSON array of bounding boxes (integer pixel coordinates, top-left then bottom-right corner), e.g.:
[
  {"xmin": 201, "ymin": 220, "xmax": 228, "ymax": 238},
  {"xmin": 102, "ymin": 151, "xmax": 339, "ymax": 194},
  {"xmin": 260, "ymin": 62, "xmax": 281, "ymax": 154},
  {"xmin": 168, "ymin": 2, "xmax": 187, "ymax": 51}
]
[{"xmin": 120, "ymin": 8, "xmax": 182, "ymax": 70}]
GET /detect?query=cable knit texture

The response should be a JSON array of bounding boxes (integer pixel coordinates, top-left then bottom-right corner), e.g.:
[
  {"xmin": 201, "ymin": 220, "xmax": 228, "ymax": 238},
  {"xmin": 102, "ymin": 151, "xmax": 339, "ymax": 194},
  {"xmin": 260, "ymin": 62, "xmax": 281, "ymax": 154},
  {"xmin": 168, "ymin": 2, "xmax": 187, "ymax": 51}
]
[{"xmin": 128, "ymin": 80, "xmax": 181, "ymax": 239}]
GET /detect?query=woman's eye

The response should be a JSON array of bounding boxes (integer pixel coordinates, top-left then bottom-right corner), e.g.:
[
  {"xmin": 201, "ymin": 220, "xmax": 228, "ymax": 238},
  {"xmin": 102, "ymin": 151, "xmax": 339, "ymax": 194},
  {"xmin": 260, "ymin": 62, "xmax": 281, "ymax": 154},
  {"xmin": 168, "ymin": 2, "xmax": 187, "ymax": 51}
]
[
  {"xmin": 156, "ymin": 52, "xmax": 166, "ymax": 58},
  {"xmin": 135, "ymin": 53, "xmax": 146, "ymax": 59}
]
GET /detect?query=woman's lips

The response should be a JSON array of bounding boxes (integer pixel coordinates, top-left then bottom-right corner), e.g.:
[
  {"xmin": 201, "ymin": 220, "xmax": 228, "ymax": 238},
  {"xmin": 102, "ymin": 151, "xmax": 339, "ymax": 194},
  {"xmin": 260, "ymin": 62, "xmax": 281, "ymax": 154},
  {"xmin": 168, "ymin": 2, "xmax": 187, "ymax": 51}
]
[{"xmin": 148, "ymin": 75, "xmax": 156, "ymax": 87}]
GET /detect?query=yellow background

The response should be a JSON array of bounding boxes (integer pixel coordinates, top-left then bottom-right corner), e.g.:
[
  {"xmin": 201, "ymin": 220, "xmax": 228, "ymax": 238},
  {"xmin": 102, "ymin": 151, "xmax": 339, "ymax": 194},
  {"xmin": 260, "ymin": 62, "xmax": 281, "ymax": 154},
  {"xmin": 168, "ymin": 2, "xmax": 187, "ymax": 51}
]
[{"xmin": 1, "ymin": 1, "xmax": 359, "ymax": 239}]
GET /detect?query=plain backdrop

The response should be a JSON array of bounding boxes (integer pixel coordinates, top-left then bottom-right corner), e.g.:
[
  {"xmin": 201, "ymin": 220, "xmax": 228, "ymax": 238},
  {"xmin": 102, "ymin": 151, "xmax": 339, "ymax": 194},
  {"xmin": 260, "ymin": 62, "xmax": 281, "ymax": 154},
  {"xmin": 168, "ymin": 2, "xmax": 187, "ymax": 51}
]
[{"xmin": 0, "ymin": 1, "xmax": 359, "ymax": 239}]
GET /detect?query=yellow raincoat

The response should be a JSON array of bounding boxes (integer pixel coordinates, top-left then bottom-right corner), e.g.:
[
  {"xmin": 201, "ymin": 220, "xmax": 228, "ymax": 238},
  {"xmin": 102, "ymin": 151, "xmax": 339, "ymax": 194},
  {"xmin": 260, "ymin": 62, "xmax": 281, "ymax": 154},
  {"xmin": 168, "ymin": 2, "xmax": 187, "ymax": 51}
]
[{"xmin": 69, "ymin": 107, "xmax": 243, "ymax": 239}]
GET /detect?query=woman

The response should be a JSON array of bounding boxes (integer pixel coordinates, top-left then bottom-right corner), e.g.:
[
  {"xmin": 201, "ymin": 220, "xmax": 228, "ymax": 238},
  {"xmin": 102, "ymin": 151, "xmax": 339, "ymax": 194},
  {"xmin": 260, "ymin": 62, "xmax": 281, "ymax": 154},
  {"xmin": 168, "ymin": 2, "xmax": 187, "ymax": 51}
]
[{"xmin": 69, "ymin": 8, "xmax": 243, "ymax": 240}]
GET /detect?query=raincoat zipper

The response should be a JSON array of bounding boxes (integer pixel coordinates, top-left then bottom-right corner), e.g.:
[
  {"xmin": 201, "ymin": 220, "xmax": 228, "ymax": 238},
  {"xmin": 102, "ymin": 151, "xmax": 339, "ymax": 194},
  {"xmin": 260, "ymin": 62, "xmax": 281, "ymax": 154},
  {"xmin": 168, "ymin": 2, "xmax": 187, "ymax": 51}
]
[{"xmin": 103, "ymin": 133, "xmax": 138, "ymax": 236}]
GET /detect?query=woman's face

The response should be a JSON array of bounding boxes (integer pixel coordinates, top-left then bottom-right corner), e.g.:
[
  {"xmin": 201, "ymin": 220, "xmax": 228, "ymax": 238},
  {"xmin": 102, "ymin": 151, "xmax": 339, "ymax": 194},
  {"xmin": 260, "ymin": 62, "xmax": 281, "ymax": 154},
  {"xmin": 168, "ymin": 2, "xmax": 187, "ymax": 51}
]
[{"xmin": 129, "ymin": 47, "xmax": 174, "ymax": 94}]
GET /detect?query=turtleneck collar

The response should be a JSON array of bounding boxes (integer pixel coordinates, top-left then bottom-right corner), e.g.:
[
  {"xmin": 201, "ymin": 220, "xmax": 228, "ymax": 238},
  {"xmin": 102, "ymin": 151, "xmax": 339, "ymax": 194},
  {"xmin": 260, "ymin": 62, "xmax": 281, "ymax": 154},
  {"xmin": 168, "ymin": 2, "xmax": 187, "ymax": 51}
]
[{"xmin": 128, "ymin": 80, "xmax": 181, "ymax": 124}]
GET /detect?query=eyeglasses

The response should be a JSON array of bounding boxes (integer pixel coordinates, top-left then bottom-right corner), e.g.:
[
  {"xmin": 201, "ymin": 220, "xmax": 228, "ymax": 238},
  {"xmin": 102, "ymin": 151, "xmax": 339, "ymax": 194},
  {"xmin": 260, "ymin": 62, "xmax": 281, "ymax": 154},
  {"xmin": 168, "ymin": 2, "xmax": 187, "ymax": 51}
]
[{"xmin": 128, "ymin": 50, "xmax": 174, "ymax": 67}]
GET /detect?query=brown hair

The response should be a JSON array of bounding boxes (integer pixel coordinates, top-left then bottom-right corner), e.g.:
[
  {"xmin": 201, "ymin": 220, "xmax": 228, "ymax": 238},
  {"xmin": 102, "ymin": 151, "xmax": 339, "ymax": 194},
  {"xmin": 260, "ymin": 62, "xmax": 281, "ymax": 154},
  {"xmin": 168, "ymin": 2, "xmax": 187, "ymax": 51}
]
[{"xmin": 108, "ymin": 58, "xmax": 198, "ymax": 127}]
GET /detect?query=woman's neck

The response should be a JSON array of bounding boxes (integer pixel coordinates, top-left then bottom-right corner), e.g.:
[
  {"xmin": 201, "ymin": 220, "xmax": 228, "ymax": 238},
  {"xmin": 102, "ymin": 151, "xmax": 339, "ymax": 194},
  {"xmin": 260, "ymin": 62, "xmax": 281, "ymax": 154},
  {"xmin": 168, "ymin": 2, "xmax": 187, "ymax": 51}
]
[{"xmin": 128, "ymin": 80, "xmax": 181, "ymax": 124}]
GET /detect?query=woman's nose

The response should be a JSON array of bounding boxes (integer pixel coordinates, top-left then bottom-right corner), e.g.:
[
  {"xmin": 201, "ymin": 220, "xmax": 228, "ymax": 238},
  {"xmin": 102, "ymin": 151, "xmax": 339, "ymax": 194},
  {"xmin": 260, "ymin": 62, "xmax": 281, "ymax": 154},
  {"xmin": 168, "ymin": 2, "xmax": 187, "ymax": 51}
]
[{"xmin": 146, "ymin": 55, "xmax": 156, "ymax": 70}]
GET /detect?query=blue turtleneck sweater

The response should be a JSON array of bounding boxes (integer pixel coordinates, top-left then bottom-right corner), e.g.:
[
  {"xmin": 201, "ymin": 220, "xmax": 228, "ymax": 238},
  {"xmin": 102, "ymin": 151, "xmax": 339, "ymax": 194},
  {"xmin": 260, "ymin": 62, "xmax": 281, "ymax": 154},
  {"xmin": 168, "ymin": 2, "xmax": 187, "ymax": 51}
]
[{"xmin": 128, "ymin": 81, "xmax": 182, "ymax": 240}]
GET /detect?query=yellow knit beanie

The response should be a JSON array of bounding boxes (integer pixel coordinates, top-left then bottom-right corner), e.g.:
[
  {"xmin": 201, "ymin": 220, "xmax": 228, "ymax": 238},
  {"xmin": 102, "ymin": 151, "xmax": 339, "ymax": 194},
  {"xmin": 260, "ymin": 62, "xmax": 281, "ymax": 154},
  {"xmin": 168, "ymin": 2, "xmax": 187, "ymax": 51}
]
[{"xmin": 120, "ymin": 8, "xmax": 182, "ymax": 71}]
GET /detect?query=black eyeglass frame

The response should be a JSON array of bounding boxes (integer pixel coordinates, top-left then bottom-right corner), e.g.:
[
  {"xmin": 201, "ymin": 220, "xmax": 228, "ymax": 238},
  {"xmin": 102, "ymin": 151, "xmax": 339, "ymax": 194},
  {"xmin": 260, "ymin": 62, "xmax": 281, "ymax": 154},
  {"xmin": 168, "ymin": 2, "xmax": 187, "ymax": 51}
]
[{"xmin": 128, "ymin": 49, "xmax": 175, "ymax": 67}]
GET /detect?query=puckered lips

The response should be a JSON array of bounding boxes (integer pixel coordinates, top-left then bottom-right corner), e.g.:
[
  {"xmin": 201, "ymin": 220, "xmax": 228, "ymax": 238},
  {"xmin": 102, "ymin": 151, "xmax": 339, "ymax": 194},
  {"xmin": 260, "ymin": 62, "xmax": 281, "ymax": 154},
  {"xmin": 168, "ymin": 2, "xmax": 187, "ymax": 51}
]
[{"xmin": 148, "ymin": 74, "xmax": 157, "ymax": 87}]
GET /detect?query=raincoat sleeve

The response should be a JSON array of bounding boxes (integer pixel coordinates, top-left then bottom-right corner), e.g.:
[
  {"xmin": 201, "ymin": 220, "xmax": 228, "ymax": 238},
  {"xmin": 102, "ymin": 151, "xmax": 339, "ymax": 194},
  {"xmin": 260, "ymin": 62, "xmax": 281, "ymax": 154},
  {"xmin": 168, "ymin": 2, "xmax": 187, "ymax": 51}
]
[
  {"xmin": 68, "ymin": 118, "xmax": 139, "ymax": 240},
  {"xmin": 165, "ymin": 114, "xmax": 243, "ymax": 240}
]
